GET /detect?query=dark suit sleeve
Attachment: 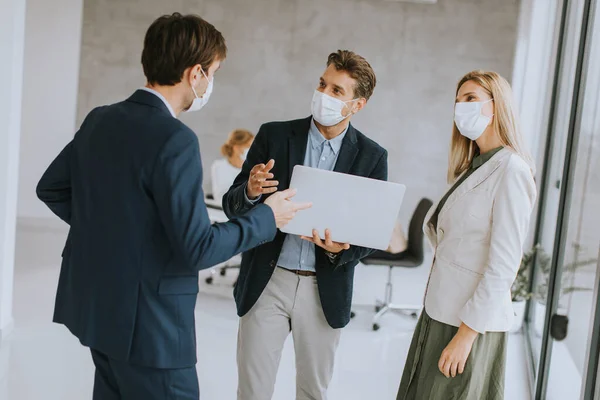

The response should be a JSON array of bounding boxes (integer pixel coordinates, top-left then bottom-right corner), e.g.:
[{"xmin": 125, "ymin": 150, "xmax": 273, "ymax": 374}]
[
  {"xmin": 332, "ymin": 149, "xmax": 389, "ymax": 269},
  {"xmin": 36, "ymin": 107, "xmax": 103, "ymax": 224},
  {"xmin": 152, "ymin": 130, "xmax": 277, "ymax": 271},
  {"xmin": 36, "ymin": 141, "xmax": 73, "ymax": 224},
  {"xmin": 222, "ymin": 124, "xmax": 270, "ymax": 218}
]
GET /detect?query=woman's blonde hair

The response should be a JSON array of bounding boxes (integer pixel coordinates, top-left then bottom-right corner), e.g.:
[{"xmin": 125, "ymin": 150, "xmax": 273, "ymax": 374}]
[
  {"xmin": 221, "ymin": 129, "xmax": 254, "ymax": 158},
  {"xmin": 448, "ymin": 70, "xmax": 534, "ymax": 183}
]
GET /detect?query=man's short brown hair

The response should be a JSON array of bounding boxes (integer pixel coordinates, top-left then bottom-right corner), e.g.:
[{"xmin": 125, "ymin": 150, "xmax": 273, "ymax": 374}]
[
  {"xmin": 142, "ymin": 13, "xmax": 227, "ymax": 86},
  {"xmin": 327, "ymin": 50, "xmax": 376, "ymax": 100}
]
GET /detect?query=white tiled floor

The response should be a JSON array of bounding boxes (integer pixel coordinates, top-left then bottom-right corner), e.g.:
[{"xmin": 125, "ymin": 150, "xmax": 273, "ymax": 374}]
[{"xmin": 0, "ymin": 224, "xmax": 531, "ymax": 399}]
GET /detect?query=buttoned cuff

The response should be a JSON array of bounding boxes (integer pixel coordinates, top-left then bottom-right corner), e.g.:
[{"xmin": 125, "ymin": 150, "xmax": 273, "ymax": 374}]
[
  {"xmin": 244, "ymin": 183, "xmax": 262, "ymax": 205},
  {"xmin": 325, "ymin": 250, "xmax": 342, "ymax": 264}
]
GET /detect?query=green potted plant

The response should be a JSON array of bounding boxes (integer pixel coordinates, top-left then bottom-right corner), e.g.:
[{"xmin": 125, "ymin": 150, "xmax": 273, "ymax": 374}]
[{"xmin": 535, "ymin": 249, "xmax": 596, "ymax": 303}]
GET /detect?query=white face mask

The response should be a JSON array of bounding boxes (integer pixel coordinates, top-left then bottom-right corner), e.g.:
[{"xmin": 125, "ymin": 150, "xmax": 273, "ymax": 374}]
[
  {"xmin": 311, "ymin": 90, "xmax": 357, "ymax": 127},
  {"xmin": 454, "ymin": 99, "xmax": 493, "ymax": 141},
  {"xmin": 186, "ymin": 68, "xmax": 213, "ymax": 113},
  {"xmin": 241, "ymin": 148, "xmax": 249, "ymax": 161}
]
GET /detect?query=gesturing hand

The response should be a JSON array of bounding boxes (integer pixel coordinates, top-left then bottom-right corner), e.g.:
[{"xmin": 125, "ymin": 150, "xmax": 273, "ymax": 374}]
[
  {"xmin": 438, "ymin": 323, "xmax": 478, "ymax": 378},
  {"xmin": 301, "ymin": 229, "xmax": 350, "ymax": 254},
  {"xmin": 264, "ymin": 188, "xmax": 312, "ymax": 229},
  {"xmin": 247, "ymin": 159, "xmax": 279, "ymax": 200}
]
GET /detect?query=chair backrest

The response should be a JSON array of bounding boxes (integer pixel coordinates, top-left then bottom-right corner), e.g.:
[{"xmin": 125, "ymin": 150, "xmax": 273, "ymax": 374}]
[{"xmin": 405, "ymin": 198, "xmax": 434, "ymax": 264}]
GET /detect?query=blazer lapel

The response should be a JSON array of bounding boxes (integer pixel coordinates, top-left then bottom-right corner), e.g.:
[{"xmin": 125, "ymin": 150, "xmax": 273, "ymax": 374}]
[
  {"xmin": 286, "ymin": 117, "xmax": 311, "ymax": 187},
  {"xmin": 423, "ymin": 200, "xmax": 439, "ymax": 248},
  {"xmin": 437, "ymin": 148, "xmax": 511, "ymax": 223},
  {"xmin": 333, "ymin": 124, "xmax": 358, "ymax": 174}
]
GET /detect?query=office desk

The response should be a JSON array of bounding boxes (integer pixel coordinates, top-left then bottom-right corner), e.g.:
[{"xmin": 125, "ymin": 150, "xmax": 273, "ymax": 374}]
[{"xmin": 207, "ymin": 207, "xmax": 228, "ymax": 223}]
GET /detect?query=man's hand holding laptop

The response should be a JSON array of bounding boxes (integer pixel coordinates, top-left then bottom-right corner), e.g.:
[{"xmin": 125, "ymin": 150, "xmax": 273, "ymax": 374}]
[
  {"xmin": 246, "ymin": 159, "xmax": 347, "ymax": 252},
  {"xmin": 301, "ymin": 229, "xmax": 350, "ymax": 255}
]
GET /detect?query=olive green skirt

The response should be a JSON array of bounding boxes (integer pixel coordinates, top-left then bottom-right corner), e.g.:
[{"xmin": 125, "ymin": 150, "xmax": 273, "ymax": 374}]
[{"xmin": 397, "ymin": 311, "xmax": 507, "ymax": 400}]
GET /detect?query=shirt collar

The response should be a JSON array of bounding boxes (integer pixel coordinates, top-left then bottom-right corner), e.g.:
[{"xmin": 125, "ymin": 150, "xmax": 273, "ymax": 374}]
[
  {"xmin": 471, "ymin": 146, "xmax": 504, "ymax": 169},
  {"xmin": 309, "ymin": 119, "xmax": 347, "ymax": 155},
  {"xmin": 139, "ymin": 87, "xmax": 177, "ymax": 118}
]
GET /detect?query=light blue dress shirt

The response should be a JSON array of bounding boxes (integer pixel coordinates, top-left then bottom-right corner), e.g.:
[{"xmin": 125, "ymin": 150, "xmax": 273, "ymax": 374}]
[
  {"xmin": 139, "ymin": 87, "xmax": 177, "ymax": 118},
  {"xmin": 276, "ymin": 120, "xmax": 347, "ymax": 272}
]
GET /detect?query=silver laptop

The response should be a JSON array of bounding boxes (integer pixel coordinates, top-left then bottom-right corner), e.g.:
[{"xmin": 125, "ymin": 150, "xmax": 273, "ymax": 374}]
[{"xmin": 281, "ymin": 165, "xmax": 406, "ymax": 251}]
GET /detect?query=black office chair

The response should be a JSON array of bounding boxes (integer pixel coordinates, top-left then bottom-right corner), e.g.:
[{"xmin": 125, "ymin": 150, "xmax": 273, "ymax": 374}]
[{"xmin": 361, "ymin": 198, "xmax": 433, "ymax": 331}]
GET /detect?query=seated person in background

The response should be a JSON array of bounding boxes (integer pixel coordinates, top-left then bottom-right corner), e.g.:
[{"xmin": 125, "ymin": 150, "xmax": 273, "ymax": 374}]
[
  {"xmin": 386, "ymin": 220, "xmax": 407, "ymax": 254},
  {"xmin": 211, "ymin": 129, "xmax": 254, "ymax": 202}
]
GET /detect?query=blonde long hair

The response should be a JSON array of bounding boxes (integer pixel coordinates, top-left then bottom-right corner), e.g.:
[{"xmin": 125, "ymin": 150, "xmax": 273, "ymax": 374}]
[
  {"xmin": 448, "ymin": 70, "xmax": 534, "ymax": 183},
  {"xmin": 221, "ymin": 129, "xmax": 254, "ymax": 158}
]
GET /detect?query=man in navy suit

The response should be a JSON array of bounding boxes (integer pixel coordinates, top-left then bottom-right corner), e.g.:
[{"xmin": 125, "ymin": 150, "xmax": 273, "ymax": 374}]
[
  {"xmin": 223, "ymin": 50, "xmax": 388, "ymax": 400},
  {"xmin": 36, "ymin": 13, "xmax": 309, "ymax": 400}
]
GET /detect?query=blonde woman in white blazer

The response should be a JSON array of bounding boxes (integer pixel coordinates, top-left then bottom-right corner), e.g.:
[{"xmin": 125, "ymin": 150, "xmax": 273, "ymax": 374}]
[{"xmin": 397, "ymin": 70, "xmax": 537, "ymax": 400}]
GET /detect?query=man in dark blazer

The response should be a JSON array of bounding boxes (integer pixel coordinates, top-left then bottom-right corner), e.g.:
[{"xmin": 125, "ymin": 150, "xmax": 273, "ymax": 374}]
[
  {"xmin": 223, "ymin": 50, "xmax": 388, "ymax": 400},
  {"xmin": 36, "ymin": 13, "xmax": 308, "ymax": 400}
]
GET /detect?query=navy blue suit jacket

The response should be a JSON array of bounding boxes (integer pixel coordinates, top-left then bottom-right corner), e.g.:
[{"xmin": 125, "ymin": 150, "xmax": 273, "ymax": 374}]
[
  {"xmin": 223, "ymin": 117, "xmax": 388, "ymax": 329},
  {"xmin": 36, "ymin": 90, "xmax": 276, "ymax": 369}
]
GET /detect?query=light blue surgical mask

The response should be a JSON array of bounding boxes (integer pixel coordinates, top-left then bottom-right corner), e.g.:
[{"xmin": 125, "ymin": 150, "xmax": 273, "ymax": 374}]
[
  {"xmin": 186, "ymin": 68, "xmax": 213, "ymax": 113},
  {"xmin": 311, "ymin": 90, "xmax": 358, "ymax": 127},
  {"xmin": 454, "ymin": 99, "xmax": 494, "ymax": 140}
]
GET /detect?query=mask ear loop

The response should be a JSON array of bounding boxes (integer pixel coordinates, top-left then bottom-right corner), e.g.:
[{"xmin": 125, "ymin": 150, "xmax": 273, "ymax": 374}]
[
  {"xmin": 191, "ymin": 68, "xmax": 210, "ymax": 99},
  {"xmin": 472, "ymin": 98, "xmax": 495, "ymax": 156},
  {"xmin": 345, "ymin": 98, "xmax": 361, "ymax": 117},
  {"xmin": 190, "ymin": 71, "xmax": 201, "ymax": 99},
  {"xmin": 484, "ymin": 98, "xmax": 495, "ymax": 118},
  {"xmin": 191, "ymin": 86, "xmax": 200, "ymax": 99}
]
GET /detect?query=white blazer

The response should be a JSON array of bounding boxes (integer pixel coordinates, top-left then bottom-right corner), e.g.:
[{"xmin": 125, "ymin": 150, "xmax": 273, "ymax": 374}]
[{"xmin": 423, "ymin": 148, "xmax": 536, "ymax": 333}]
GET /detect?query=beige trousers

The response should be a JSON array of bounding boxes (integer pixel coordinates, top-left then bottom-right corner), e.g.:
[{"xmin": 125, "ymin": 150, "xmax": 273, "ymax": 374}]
[{"xmin": 237, "ymin": 267, "xmax": 342, "ymax": 400}]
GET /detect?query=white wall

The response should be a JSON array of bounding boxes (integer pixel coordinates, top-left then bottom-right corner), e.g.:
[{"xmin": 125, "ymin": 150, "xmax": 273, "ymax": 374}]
[
  {"xmin": 77, "ymin": 0, "xmax": 521, "ymax": 226},
  {"xmin": 0, "ymin": 0, "xmax": 27, "ymax": 343},
  {"xmin": 17, "ymin": 0, "xmax": 84, "ymax": 219},
  {"xmin": 11, "ymin": 0, "xmax": 569, "ymax": 321},
  {"xmin": 71, "ymin": 0, "xmax": 521, "ymax": 307}
]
